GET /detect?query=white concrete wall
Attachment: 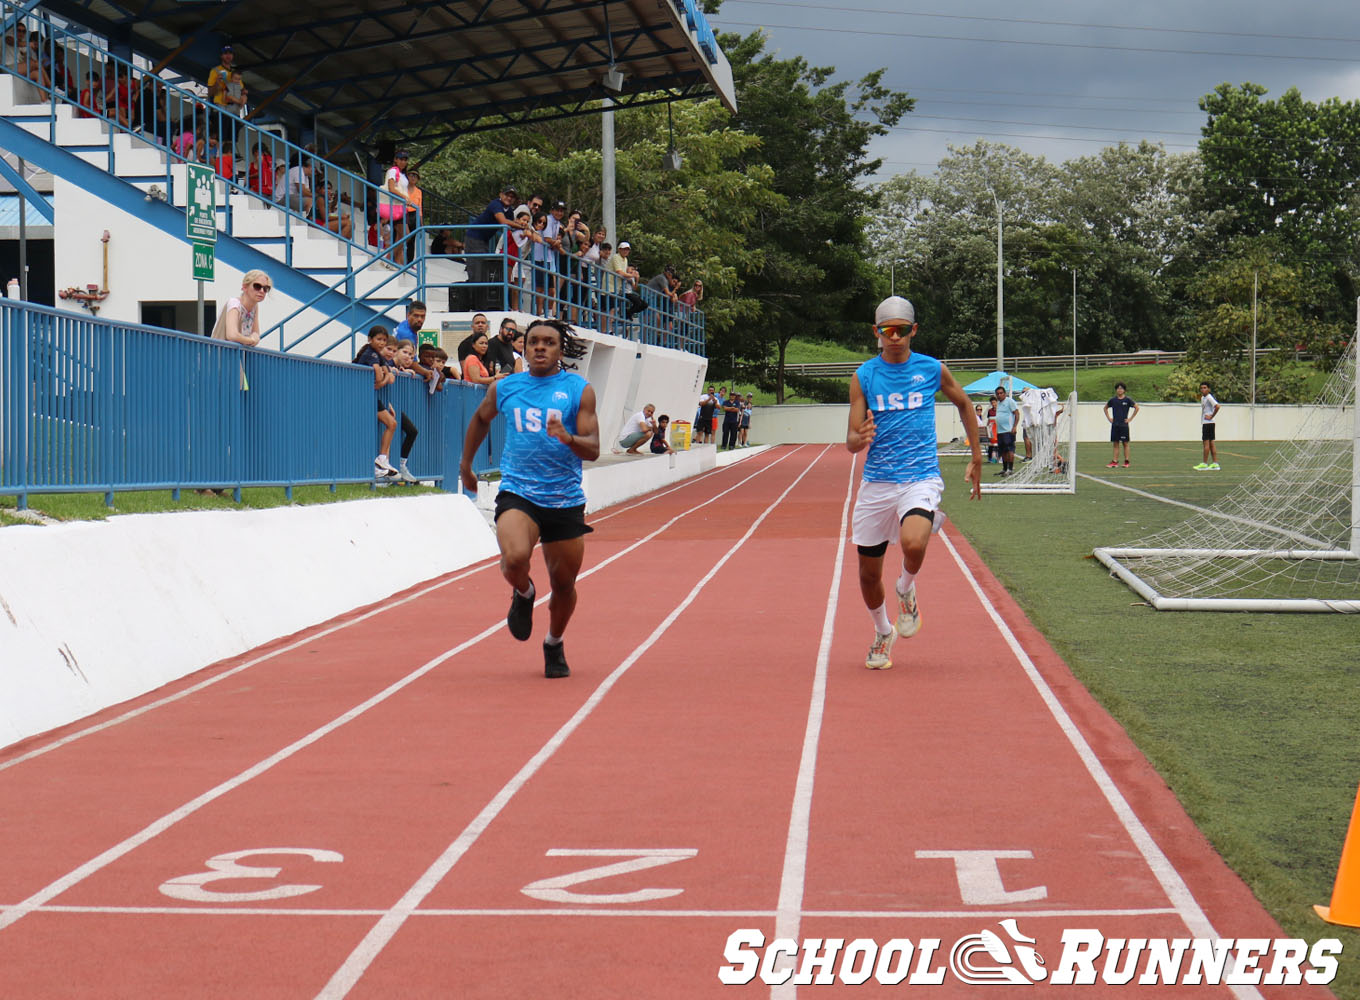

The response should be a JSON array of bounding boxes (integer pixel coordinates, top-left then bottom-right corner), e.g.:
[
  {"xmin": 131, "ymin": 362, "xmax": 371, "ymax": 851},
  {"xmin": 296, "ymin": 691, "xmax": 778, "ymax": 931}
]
[
  {"xmin": 0, "ymin": 494, "xmax": 498, "ymax": 751},
  {"xmin": 750, "ymin": 402, "xmax": 1355, "ymax": 445}
]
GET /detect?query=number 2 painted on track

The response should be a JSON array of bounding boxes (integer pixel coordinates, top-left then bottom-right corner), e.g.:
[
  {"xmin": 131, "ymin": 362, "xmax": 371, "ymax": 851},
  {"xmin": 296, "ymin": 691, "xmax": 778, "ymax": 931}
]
[
  {"xmin": 521, "ymin": 848, "xmax": 698, "ymax": 904},
  {"xmin": 159, "ymin": 848, "xmax": 343, "ymax": 903}
]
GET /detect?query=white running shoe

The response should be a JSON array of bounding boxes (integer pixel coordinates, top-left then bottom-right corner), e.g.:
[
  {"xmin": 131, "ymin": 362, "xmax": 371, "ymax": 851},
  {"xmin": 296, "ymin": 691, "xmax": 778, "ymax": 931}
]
[
  {"xmin": 865, "ymin": 630, "xmax": 896, "ymax": 669},
  {"xmin": 895, "ymin": 582, "xmax": 921, "ymax": 638},
  {"xmin": 374, "ymin": 455, "xmax": 399, "ymax": 479},
  {"xmin": 398, "ymin": 459, "xmax": 418, "ymax": 483}
]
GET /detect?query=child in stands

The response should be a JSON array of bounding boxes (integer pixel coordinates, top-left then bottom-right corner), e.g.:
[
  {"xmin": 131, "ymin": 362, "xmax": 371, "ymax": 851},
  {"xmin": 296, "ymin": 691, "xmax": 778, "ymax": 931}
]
[{"xmin": 353, "ymin": 326, "xmax": 400, "ymax": 481}]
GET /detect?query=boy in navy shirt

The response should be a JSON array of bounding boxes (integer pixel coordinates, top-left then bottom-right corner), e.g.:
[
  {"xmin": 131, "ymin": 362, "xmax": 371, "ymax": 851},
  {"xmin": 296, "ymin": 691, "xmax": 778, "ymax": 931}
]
[{"xmin": 1103, "ymin": 382, "xmax": 1140, "ymax": 467}]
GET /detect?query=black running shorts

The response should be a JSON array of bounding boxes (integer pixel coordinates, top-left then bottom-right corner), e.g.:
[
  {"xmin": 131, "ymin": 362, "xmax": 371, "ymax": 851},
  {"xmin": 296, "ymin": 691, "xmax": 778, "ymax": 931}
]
[{"xmin": 495, "ymin": 490, "xmax": 593, "ymax": 544}]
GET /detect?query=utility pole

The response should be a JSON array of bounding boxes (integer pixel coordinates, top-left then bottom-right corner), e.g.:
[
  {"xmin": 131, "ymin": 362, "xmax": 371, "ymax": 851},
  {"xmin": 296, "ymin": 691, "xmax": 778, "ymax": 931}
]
[{"xmin": 986, "ymin": 185, "xmax": 1004, "ymax": 371}]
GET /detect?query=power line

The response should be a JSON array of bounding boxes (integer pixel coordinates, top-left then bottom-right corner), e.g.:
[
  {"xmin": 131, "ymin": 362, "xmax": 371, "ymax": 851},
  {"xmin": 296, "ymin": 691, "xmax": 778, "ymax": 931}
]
[
  {"xmin": 710, "ymin": 19, "xmax": 1359, "ymax": 62},
  {"xmin": 918, "ymin": 97, "xmax": 1204, "ymax": 117},
  {"xmin": 721, "ymin": 0, "xmax": 1360, "ymax": 46}
]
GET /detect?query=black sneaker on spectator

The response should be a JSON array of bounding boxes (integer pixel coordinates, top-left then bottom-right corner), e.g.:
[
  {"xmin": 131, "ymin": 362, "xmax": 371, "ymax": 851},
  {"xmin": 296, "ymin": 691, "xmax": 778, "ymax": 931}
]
[
  {"xmin": 507, "ymin": 581, "xmax": 535, "ymax": 640},
  {"xmin": 543, "ymin": 640, "xmax": 570, "ymax": 678}
]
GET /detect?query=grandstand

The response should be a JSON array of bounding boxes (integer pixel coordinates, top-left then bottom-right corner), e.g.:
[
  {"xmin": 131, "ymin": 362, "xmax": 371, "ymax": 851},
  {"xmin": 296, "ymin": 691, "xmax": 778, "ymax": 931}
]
[{"xmin": 1, "ymin": 0, "xmax": 734, "ymax": 504}]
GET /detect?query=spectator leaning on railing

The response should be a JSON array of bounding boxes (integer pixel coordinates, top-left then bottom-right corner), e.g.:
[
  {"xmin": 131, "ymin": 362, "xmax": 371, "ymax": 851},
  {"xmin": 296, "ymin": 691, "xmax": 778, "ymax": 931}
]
[
  {"xmin": 353, "ymin": 326, "xmax": 402, "ymax": 481},
  {"xmin": 211, "ymin": 269, "xmax": 270, "ymax": 347},
  {"xmin": 466, "ymin": 184, "xmax": 526, "ymax": 301}
]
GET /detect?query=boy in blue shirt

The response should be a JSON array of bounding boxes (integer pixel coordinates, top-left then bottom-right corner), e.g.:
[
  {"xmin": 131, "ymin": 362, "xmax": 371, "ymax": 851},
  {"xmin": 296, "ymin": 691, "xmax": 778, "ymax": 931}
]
[
  {"xmin": 460, "ymin": 319, "xmax": 599, "ymax": 678},
  {"xmin": 846, "ymin": 296, "xmax": 982, "ymax": 670}
]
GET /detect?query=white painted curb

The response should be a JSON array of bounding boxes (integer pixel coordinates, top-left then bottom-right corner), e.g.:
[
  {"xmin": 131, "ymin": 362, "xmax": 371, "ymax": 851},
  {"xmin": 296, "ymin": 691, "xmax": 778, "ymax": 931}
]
[{"xmin": 0, "ymin": 493, "xmax": 498, "ymax": 751}]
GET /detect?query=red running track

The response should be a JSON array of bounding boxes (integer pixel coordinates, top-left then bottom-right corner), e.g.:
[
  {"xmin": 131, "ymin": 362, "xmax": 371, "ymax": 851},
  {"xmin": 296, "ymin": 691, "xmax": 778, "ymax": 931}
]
[{"xmin": 0, "ymin": 446, "xmax": 1337, "ymax": 999}]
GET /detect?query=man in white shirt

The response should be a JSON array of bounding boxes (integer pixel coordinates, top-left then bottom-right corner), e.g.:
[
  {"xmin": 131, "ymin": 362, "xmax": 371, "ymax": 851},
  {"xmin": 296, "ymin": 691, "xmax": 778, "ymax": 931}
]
[
  {"xmin": 617, "ymin": 404, "xmax": 657, "ymax": 455},
  {"xmin": 1196, "ymin": 382, "xmax": 1221, "ymax": 470}
]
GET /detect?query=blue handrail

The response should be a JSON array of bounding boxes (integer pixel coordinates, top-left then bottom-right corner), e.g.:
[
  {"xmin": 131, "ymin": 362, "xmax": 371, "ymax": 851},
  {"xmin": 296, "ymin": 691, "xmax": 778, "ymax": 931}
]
[
  {"xmin": 0, "ymin": 299, "xmax": 500, "ymax": 508},
  {"xmin": 422, "ymin": 224, "xmax": 706, "ymax": 354}
]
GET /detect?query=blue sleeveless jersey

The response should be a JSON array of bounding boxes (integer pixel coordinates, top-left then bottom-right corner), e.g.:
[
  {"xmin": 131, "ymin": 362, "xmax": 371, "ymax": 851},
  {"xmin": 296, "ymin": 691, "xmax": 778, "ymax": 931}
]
[
  {"xmin": 496, "ymin": 369, "xmax": 589, "ymax": 507},
  {"xmin": 857, "ymin": 352, "xmax": 943, "ymax": 483}
]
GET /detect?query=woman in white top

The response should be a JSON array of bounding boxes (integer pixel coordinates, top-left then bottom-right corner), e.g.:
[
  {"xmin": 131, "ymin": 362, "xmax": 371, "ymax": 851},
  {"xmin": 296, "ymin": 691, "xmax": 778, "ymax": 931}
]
[
  {"xmin": 379, "ymin": 150, "xmax": 412, "ymax": 266},
  {"xmin": 211, "ymin": 268, "xmax": 270, "ymax": 346}
]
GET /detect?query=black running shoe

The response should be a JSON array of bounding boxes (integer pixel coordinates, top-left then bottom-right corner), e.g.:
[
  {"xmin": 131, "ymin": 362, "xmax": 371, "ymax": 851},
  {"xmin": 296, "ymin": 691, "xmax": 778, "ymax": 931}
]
[
  {"xmin": 507, "ymin": 582, "xmax": 534, "ymax": 641},
  {"xmin": 543, "ymin": 640, "xmax": 570, "ymax": 679}
]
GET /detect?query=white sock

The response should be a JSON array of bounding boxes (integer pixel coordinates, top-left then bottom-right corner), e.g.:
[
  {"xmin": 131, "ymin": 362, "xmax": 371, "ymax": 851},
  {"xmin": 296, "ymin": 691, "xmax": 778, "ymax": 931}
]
[
  {"xmin": 516, "ymin": 581, "xmax": 534, "ymax": 600},
  {"xmin": 896, "ymin": 567, "xmax": 917, "ymax": 596},
  {"xmin": 544, "ymin": 632, "xmax": 562, "ymax": 646},
  {"xmin": 870, "ymin": 602, "xmax": 892, "ymax": 635}
]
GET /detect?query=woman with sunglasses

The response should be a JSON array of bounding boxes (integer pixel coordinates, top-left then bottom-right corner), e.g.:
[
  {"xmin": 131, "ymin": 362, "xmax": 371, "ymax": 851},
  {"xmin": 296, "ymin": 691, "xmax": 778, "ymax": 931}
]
[{"xmin": 210, "ymin": 269, "xmax": 271, "ymax": 346}]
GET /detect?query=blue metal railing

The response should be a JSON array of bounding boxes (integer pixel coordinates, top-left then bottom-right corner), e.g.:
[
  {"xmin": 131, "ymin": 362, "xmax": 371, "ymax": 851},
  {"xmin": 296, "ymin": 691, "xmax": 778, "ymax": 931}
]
[
  {"xmin": 0, "ymin": 300, "xmax": 501, "ymax": 508},
  {"xmin": 426, "ymin": 224, "xmax": 706, "ymax": 354}
]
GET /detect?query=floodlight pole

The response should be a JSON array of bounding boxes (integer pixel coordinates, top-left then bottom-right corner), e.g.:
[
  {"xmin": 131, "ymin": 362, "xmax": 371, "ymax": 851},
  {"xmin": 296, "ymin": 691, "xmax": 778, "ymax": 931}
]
[
  {"xmin": 602, "ymin": 97, "xmax": 616, "ymax": 247},
  {"xmin": 991, "ymin": 187, "xmax": 1004, "ymax": 372}
]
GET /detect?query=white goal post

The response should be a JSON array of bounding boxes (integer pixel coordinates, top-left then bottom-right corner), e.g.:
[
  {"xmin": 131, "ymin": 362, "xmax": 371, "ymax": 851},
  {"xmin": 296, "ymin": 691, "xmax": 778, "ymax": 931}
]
[
  {"xmin": 982, "ymin": 390, "xmax": 1078, "ymax": 495},
  {"xmin": 1093, "ymin": 305, "xmax": 1360, "ymax": 613}
]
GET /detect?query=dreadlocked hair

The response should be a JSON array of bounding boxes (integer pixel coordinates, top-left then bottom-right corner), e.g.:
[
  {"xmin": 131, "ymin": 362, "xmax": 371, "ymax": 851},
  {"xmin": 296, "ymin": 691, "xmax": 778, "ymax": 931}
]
[{"xmin": 526, "ymin": 317, "xmax": 588, "ymax": 367}]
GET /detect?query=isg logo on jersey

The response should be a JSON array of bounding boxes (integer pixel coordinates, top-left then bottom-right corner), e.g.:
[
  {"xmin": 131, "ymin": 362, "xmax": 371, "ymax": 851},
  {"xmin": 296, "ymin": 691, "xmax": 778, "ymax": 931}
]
[
  {"xmin": 873, "ymin": 392, "xmax": 926, "ymax": 411},
  {"xmin": 511, "ymin": 407, "xmax": 564, "ymax": 433}
]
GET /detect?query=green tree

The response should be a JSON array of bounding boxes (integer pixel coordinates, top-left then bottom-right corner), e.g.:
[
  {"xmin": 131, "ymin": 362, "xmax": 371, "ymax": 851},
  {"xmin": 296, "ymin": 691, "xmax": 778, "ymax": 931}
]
[
  {"xmin": 1197, "ymin": 83, "xmax": 1360, "ymax": 321},
  {"xmin": 418, "ymin": 99, "xmax": 778, "ymax": 344},
  {"xmin": 719, "ymin": 30, "xmax": 913, "ymax": 401},
  {"xmin": 1169, "ymin": 238, "xmax": 1328, "ymax": 403}
]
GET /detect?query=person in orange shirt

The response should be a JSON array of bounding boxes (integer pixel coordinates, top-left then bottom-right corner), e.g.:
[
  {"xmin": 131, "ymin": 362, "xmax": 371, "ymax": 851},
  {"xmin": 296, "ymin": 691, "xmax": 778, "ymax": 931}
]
[{"xmin": 405, "ymin": 167, "xmax": 423, "ymax": 231}]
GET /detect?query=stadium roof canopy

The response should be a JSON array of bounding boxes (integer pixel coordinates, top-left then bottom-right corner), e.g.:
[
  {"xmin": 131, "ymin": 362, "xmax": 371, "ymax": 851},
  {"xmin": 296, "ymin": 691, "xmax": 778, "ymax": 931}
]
[{"xmin": 37, "ymin": 0, "xmax": 736, "ymax": 147}]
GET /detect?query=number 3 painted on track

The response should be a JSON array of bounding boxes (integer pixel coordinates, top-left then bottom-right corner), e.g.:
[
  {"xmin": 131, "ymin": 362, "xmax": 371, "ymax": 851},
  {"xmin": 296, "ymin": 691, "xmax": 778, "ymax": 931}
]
[
  {"xmin": 522, "ymin": 848, "xmax": 698, "ymax": 904},
  {"xmin": 159, "ymin": 848, "xmax": 344, "ymax": 903}
]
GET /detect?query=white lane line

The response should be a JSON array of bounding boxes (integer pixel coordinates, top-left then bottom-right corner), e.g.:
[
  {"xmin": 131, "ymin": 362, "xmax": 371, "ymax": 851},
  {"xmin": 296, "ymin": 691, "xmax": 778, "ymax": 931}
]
[
  {"xmin": 314, "ymin": 446, "xmax": 834, "ymax": 1000},
  {"xmin": 939, "ymin": 532, "xmax": 1265, "ymax": 1000},
  {"xmin": 0, "ymin": 449, "xmax": 794, "ymax": 774},
  {"xmin": 771, "ymin": 450, "xmax": 857, "ymax": 1000},
  {"xmin": 11, "ymin": 904, "xmax": 1176, "ymax": 919},
  {"xmin": 0, "ymin": 448, "xmax": 808, "ymax": 936}
]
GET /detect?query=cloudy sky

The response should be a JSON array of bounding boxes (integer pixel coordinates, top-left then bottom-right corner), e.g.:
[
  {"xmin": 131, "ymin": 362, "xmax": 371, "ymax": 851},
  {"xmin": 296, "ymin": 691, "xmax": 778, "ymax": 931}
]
[{"xmin": 705, "ymin": 0, "xmax": 1360, "ymax": 180}]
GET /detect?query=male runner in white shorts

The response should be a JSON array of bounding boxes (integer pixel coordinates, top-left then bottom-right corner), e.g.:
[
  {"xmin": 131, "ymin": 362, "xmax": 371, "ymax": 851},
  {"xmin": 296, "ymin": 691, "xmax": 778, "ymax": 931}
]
[{"xmin": 846, "ymin": 296, "xmax": 982, "ymax": 669}]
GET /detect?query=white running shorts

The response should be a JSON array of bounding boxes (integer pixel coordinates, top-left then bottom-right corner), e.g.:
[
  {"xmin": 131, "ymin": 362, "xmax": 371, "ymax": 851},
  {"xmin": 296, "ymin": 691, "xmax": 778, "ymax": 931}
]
[{"xmin": 851, "ymin": 477, "xmax": 944, "ymax": 548}]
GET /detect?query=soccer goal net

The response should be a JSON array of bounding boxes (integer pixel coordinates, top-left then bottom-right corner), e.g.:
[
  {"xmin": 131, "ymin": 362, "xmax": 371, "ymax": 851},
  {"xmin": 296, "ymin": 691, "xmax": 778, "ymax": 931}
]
[
  {"xmin": 983, "ymin": 390, "xmax": 1078, "ymax": 494},
  {"xmin": 1093, "ymin": 334, "xmax": 1359, "ymax": 612}
]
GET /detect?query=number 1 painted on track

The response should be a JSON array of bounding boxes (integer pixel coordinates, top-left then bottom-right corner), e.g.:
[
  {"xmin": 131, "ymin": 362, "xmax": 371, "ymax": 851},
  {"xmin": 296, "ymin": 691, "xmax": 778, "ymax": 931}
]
[{"xmin": 521, "ymin": 848, "xmax": 698, "ymax": 904}]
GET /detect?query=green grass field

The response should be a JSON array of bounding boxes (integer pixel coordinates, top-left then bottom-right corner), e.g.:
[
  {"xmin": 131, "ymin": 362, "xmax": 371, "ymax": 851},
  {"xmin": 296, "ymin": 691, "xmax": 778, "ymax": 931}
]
[
  {"xmin": 942, "ymin": 440, "xmax": 1360, "ymax": 997},
  {"xmin": 737, "ymin": 338, "xmax": 1332, "ymax": 406}
]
